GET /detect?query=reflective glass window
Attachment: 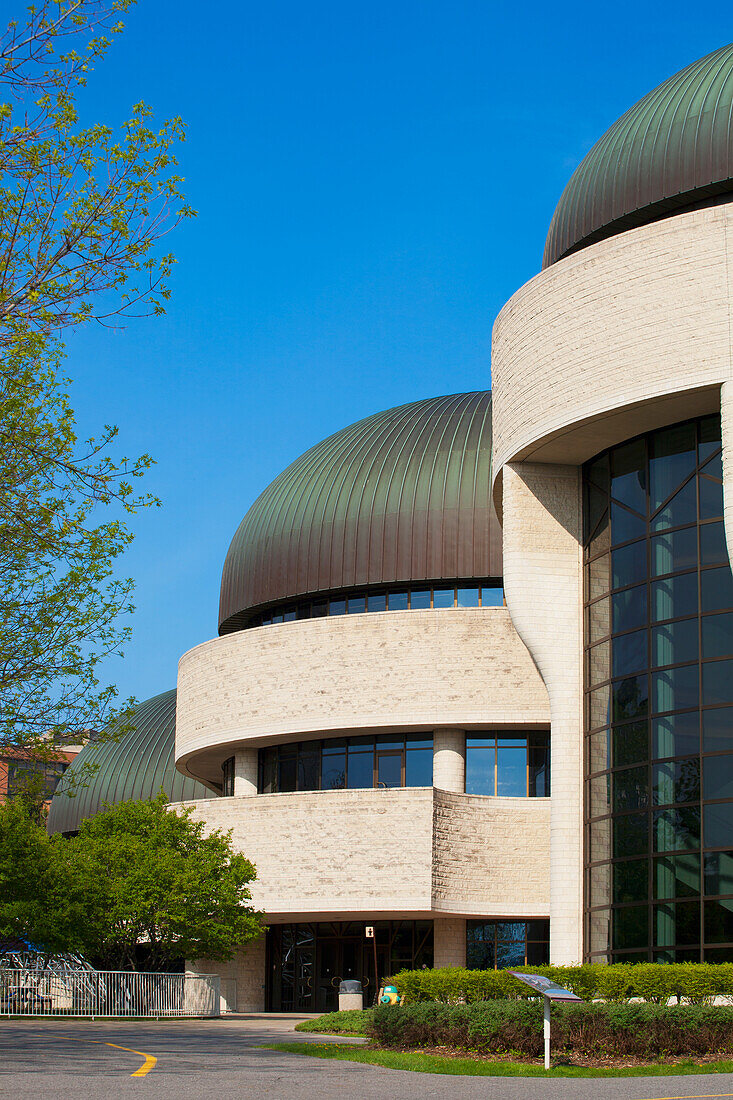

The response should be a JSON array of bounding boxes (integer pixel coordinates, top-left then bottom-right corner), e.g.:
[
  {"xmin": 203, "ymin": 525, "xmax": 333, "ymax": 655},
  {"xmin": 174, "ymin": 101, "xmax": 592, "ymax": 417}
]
[
  {"xmin": 347, "ymin": 749, "xmax": 373, "ymax": 789},
  {"xmin": 367, "ymin": 592, "xmax": 387, "ymax": 612},
  {"xmin": 388, "ymin": 590, "xmax": 408, "ymax": 610},
  {"xmin": 613, "ymin": 629, "xmax": 647, "ymax": 677},
  {"xmin": 497, "ymin": 742, "xmax": 526, "ymax": 796},
  {"xmin": 466, "ymin": 742, "xmax": 494, "ymax": 796},
  {"xmin": 405, "ymin": 748, "xmax": 432, "ymax": 787},
  {"xmin": 409, "ymin": 589, "xmax": 430, "ymax": 610},
  {"xmin": 612, "ymin": 541, "xmax": 647, "ymax": 589},
  {"xmin": 702, "ymin": 567, "xmax": 733, "ymax": 613},
  {"xmin": 651, "ymin": 527, "xmax": 697, "ymax": 577},
  {"xmin": 612, "ymin": 721, "xmax": 648, "ymax": 768},
  {"xmin": 432, "ymin": 587, "xmax": 455, "ymax": 609},
  {"xmin": 699, "ymin": 475, "xmax": 724, "ymax": 519},
  {"xmin": 704, "ymin": 850, "xmax": 733, "ymax": 896},
  {"xmin": 702, "ymin": 613, "xmax": 733, "ymax": 660},
  {"xmin": 702, "ymin": 708, "xmax": 733, "ymax": 753},
  {"xmin": 613, "ymin": 586, "xmax": 647, "ymax": 633},
  {"xmin": 703, "ymin": 755, "xmax": 733, "ymax": 801},
  {"xmin": 702, "ymin": 659, "xmax": 733, "ymax": 706},
  {"xmin": 613, "ymin": 767, "xmax": 648, "ymax": 812},
  {"xmin": 457, "ymin": 587, "xmax": 480, "ymax": 608},
  {"xmin": 704, "ymin": 899, "xmax": 733, "ymax": 943},
  {"xmin": 701, "ymin": 522, "xmax": 728, "ymax": 566},
  {"xmin": 347, "ymin": 595, "xmax": 366, "ymax": 614},
  {"xmin": 614, "ymin": 860, "xmax": 648, "ymax": 904},
  {"xmin": 653, "ymin": 713, "xmax": 700, "ymax": 759},
  {"xmin": 651, "ymin": 619, "xmax": 698, "ymax": 668},
  {"xmin": 481, "ymin": 587, "xmax": 504, "ymax": 607},
  {"xmin": 652, "ymin": 664, "xmax": 699, "ymax": 714},
  {"xmin": 704, "ymin": 802, "xmax": 733, "ymax": 850}
]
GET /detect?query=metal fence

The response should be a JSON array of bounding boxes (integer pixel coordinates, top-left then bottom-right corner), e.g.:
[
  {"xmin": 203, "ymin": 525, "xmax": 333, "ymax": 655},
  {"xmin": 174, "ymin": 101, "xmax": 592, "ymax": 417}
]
[{"xmin": 0, "ymin": 969, "xmax": 220, "ymax": 1017}]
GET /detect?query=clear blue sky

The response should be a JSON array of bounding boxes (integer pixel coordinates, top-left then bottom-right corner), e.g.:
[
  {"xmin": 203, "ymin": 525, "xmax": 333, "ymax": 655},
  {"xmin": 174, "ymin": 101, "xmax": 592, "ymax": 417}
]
[{"xmin": 61, "ymin": 1, "xmax": 729, "ymax": 704}]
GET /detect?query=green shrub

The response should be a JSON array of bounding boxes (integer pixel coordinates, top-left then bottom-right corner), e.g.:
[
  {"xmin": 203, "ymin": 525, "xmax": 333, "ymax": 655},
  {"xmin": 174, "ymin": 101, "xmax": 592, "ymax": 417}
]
[
  {"xmin": 390, "ymin": 962, "xmax": 733, "ymax": 1005},
  {"xmin": 369, "ymin": 1000, "xmax": 733, "ymax": 1057},
  {"xmin": 295, "ymin": 1008, "xmax": 374, "ymax": 1035}
]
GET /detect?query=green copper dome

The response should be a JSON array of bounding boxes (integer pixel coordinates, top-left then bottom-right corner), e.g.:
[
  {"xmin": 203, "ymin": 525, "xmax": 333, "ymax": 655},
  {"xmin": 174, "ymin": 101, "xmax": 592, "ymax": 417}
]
[
  {"xmin": 47, "ymin": 690, "xmax": 210, "ymax": 835},
  {"xmin": 545, "ymin": 43, "xmax": 733, "ymax": 268},
  {"xmin": 219, "ymin": 391, "xmax": 502, "ymax": 633}
]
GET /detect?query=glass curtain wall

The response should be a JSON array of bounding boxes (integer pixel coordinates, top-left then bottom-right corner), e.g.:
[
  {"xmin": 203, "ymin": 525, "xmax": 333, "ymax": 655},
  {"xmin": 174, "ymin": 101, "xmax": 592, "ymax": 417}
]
[{"xmin": 584, "ymin": 415, "xmax": 733, "ymax": 961}]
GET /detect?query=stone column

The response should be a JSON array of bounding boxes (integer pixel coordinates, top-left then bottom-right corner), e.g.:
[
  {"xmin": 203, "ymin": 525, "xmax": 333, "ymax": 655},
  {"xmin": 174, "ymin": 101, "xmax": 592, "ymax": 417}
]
[
  {"xmin": 502, "ymin": 461, "xmax": 584, "ymax": 965},
  {"xmin": 433, "ymin": 728, "xmax": 465, "ymax": 793},
  {"xmin": 234, "ymin": 748, "xmax": 258, "ymax": 797},
  {"xmin": 433, "ymin": 918, "xmax": 466, "ymax": 968}
]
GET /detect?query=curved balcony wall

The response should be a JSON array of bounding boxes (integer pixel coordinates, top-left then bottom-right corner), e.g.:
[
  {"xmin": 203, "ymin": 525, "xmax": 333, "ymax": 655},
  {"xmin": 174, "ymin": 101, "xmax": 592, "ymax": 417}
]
[
  {"xmin": 175, "ymin": 607, "xmax": 550, "ymax": 788},
  {"xmin": 175, "ymin": 787, "xmax": 551, "ymax": 920},
  {"xmin": 492, "ymin": 199, "xmax": 733, "ymax": 496}
]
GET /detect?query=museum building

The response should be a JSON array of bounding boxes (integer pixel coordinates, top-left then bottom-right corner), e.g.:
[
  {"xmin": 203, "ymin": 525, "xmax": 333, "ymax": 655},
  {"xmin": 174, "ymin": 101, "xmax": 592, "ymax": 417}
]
[{"xmin": 49, "ymin": 42, "xmax": 733, "ymax": 1008}]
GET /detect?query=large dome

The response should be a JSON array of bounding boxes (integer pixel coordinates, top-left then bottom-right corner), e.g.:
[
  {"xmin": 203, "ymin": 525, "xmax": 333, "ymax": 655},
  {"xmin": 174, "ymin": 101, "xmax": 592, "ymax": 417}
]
[
  {"xmin": 219, "ymin": 391, "xmax": 502, "ymax": 633},
  {"xmin": 47, "ymin": 690, "xmax": 210, "ymax": 835},
  {"xmin": 544, "ymin": 43, "xmax": 733, "ymax": 268}
]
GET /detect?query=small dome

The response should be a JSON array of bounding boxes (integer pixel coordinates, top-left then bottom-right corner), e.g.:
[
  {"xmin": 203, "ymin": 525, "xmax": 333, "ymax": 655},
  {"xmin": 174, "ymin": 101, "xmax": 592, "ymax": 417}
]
[
  {"xmin": 219, "ymin": 391, "xmax": 502, "ymax": 633},
  {"xmin": 544, "ymin": 43, "xmax": 733, "ymax": 268},
  {"xmin": 47, "ymin": 690, "xmax": 210, "ymax": 834}
]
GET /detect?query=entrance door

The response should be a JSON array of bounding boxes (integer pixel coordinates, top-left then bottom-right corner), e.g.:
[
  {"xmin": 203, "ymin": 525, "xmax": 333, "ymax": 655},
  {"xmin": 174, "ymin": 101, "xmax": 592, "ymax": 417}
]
[{"xmin": 315, "ymin": 938, "xmax": 339, "ymax": 1012}]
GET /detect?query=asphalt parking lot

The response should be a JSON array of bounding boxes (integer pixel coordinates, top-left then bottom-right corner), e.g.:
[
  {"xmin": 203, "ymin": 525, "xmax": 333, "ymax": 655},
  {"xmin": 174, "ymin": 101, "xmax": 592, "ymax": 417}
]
[{"xmin": 2, "ymin": 1015, "xmax": 733, "ymax": 1099}]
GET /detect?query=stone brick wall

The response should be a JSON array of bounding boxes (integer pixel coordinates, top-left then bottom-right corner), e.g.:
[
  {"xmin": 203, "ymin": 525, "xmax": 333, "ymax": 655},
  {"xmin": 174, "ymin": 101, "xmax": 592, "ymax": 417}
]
[
  {"xmin": 180, "ymin": 787, "xmax": 435, "ymax": 918},
  {"xmin": 189, "ymin": 933, "xmax": 266, "ymax": 1013},
  {"xmin": 434, "ymin": 918, "xmax": 467, "ymax": 967},
  {"xmin": 176, "ymin": 607, "xmax": 550, "ymax": 787},
  {"xmin": 177, "ymin": 787, "xmax": 551, "ymax": 920},
  {"xmin": 431, "ymin": 790, "xmax": 550, "ymax": 916}
]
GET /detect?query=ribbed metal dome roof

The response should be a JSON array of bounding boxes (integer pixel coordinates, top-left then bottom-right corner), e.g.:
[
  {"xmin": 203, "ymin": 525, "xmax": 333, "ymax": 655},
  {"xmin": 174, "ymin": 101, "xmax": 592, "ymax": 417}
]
[
  {"xmin": 544, "ymin": 43, "xmax": 733, "ymax": 268},
  {"xmin": 47, "ymin": 690, "xmax": 210, "ymax": 835},
  {"xmin": 219, "ymin": 391, "xmax": 502, "ymax": 633}
]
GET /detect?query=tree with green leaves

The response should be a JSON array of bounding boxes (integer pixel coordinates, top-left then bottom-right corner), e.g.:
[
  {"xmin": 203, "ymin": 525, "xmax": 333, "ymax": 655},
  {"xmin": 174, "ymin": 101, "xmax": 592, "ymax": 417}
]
[
  {"xmin": 0, "ymin": 1, "xmax": 194, "ymax": 765},
  {"xmin": 0, "ymin": 797, "xmax": 91, "ymax": 954},
  {"xmin": 0, "ymin": 795, "xmax": 264, "ymax": 969},
  {"xmin": 66, "ymin": 795, "xmax": 264, "ymax": 970}
]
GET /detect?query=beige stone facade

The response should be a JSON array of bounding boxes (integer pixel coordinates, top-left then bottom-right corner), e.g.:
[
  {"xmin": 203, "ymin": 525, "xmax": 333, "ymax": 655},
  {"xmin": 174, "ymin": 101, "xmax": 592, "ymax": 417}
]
[{"xmin": 176, "ymin": 607, "xmax": 549, "ymax": 787}]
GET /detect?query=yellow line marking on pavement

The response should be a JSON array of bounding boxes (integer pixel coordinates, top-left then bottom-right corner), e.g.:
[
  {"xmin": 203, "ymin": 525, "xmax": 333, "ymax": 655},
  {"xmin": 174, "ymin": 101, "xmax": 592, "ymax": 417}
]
[
  {"xmin": 52, "ymin": 1034, "xmax": 157, "ymax": 1077},
  {"xmin": 633, "ymin": 1093, "xmax": 733, "ymax": 1099},
  {"xmin": 106, "ymin": 1042, "xmax": 157, "ymax": 1077}
]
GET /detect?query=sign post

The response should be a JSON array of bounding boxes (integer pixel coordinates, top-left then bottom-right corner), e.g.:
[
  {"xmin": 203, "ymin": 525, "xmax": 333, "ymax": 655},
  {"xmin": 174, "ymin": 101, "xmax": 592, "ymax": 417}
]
[
  {"xmin": 507, "ymin": 971, "xmax": 583, "ymax": 1070},
  {"xmin": 365, "ymin": 925, "xmax": 377, "ymax": 1002}
]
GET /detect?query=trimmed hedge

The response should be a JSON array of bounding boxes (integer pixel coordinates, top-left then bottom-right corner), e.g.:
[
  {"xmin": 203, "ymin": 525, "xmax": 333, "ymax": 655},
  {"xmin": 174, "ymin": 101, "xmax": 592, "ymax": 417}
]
[
  {"xmin": 389, "ymin": 963, "xmax": 733, "ymax": 1005},
  {"xmin": 370, "ymin": 1000, "xmax": 733, "ymax": 1057}
]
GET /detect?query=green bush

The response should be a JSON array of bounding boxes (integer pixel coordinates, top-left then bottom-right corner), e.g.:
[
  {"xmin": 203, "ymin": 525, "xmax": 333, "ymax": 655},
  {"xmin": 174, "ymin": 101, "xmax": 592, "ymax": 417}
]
[
  {"xmin": 295, "ymin": 1008, "xmax": 375, "ymax": 1035},
  {"xmin": 390, "ymin": 962, "xmax": 733, "ymax": 1005},
  {"xmin": 369, "ymin": 1000, "xmax": 733, "ymax": 1057}
]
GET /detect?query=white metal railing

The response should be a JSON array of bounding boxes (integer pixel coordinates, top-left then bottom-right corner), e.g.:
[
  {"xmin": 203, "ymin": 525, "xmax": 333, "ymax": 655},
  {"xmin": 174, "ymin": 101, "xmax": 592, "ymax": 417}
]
[{"xmin": 0, "ymin": 969, "xmax": 220, "ymax": 1017}]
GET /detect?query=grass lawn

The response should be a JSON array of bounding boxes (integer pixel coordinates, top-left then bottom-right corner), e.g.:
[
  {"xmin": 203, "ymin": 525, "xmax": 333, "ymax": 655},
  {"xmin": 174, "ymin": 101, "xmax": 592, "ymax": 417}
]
[{"xmin": 264, "ymin": 1042, "xmax": 733, "ymax": 1078}]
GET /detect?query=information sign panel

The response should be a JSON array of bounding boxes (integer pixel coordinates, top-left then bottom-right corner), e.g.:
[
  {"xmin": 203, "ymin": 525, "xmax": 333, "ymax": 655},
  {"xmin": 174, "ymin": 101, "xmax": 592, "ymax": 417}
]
[{"xmin": 507, "ymin": 971, "xmax": 582, "ymax": 1002}]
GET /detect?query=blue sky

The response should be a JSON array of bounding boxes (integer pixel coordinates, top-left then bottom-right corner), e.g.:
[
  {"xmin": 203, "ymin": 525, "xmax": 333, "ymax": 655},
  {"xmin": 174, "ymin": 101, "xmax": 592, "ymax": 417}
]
[{"xmin": 61, "ymin": 1, "xmax": 730, "ymax": 704}]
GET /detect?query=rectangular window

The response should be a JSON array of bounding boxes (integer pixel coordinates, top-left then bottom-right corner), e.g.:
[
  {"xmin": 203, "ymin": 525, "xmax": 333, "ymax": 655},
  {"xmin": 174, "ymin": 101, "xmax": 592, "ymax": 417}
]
[
  {"xmin": 465, "ymin": 732, "xmax": 549, "ymax": 798},
  {"xmin": 466, "ymin": 919, "xmax": 549, "ymax": 970}
]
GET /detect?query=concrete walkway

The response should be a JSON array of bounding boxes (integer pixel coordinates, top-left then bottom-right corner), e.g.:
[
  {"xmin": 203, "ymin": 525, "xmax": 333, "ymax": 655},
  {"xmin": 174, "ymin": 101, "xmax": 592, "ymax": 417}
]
[{"xmin": 1, "ymin": 1014, "xmax": 732, "ymax": 1098}]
